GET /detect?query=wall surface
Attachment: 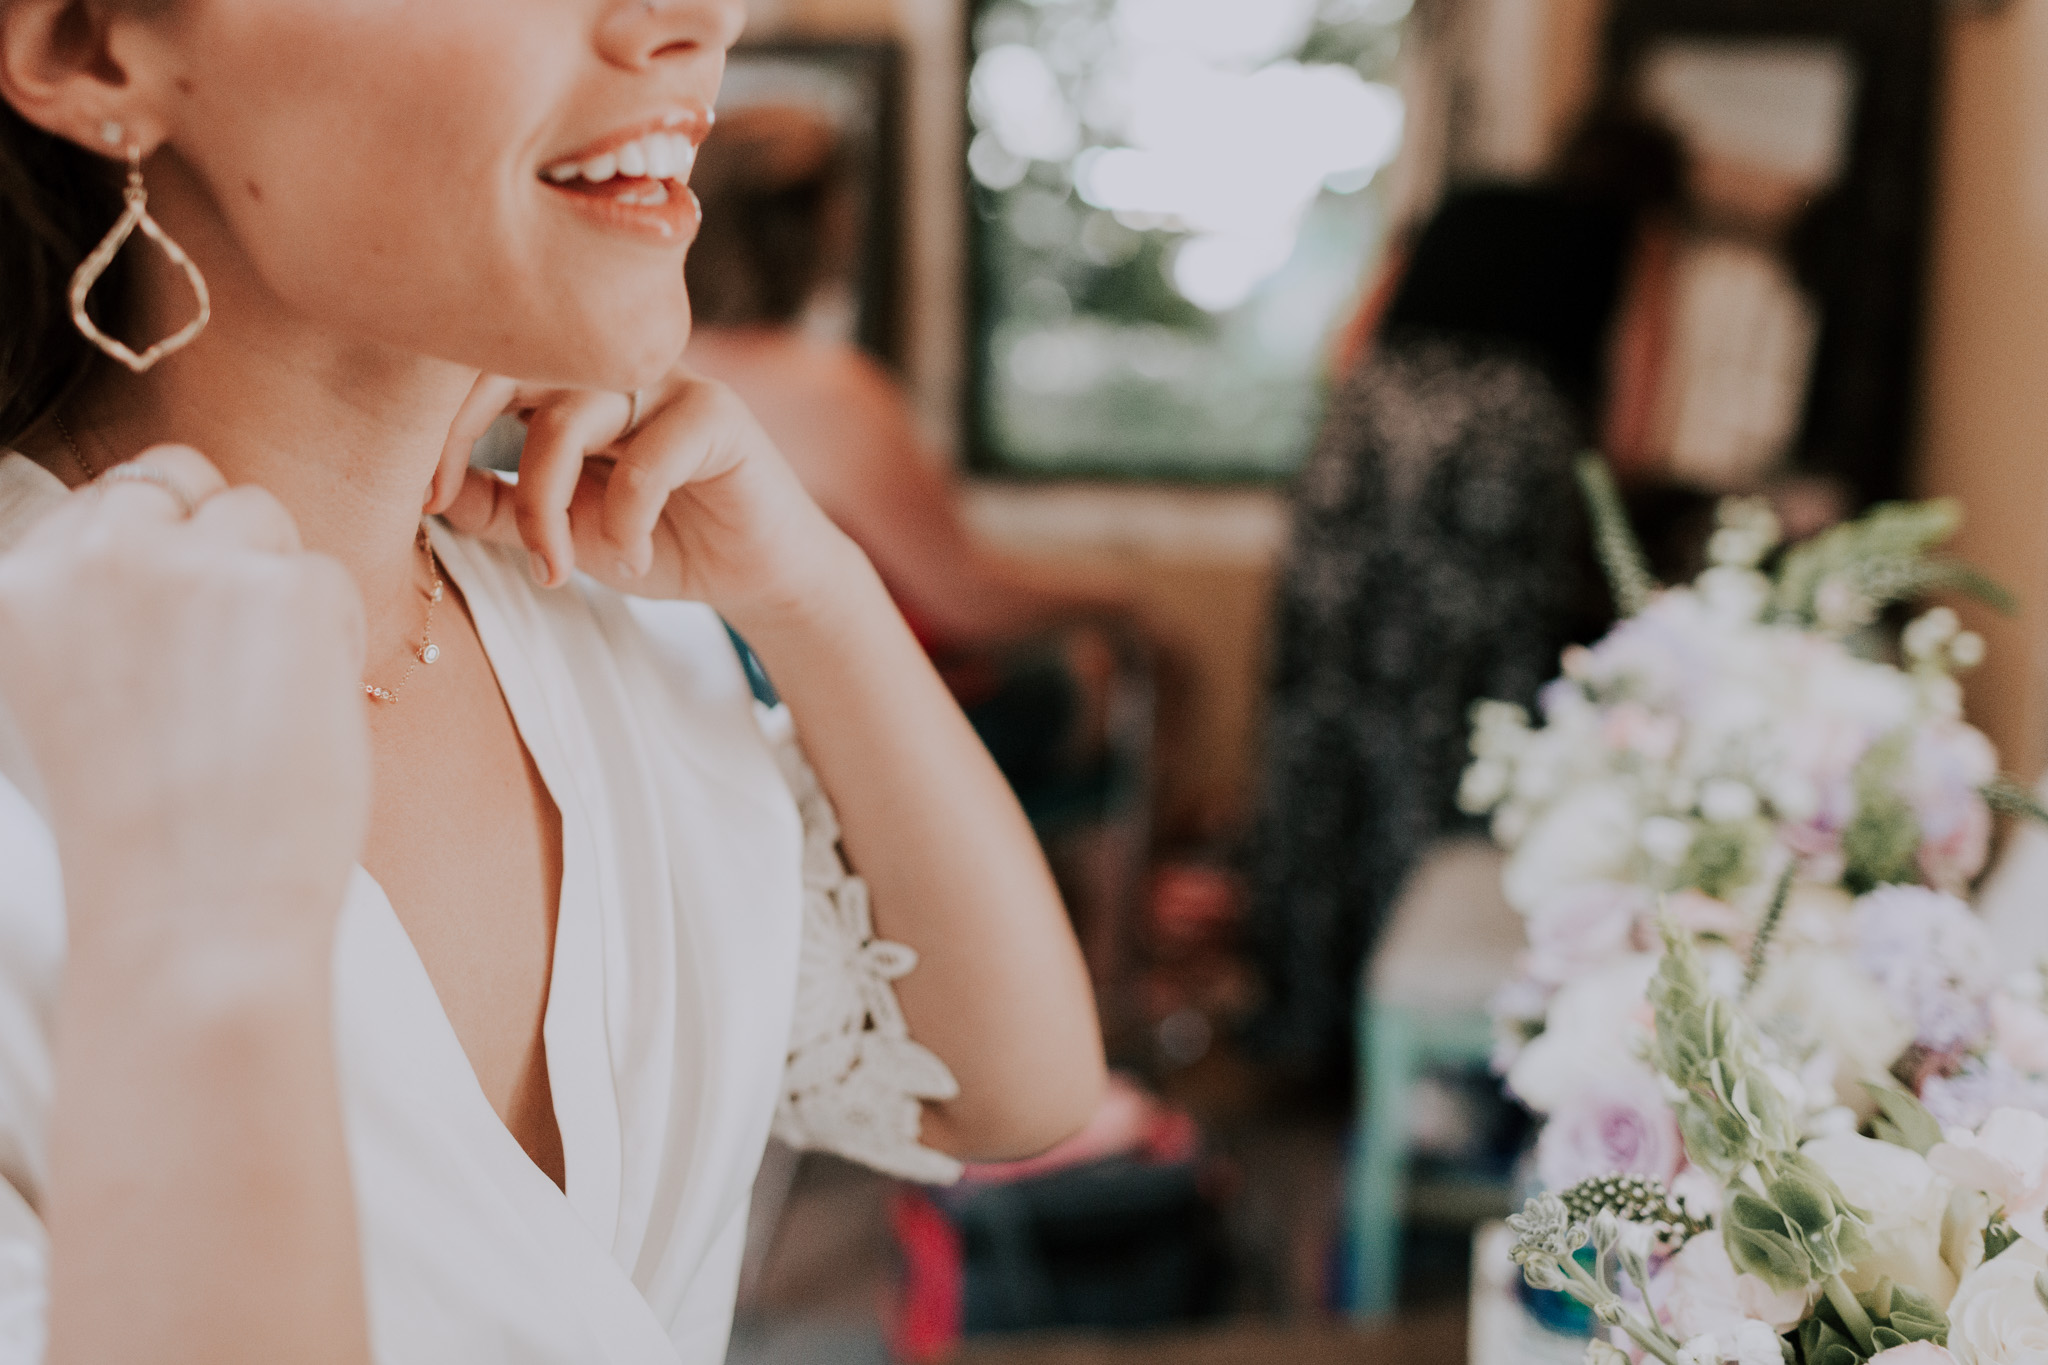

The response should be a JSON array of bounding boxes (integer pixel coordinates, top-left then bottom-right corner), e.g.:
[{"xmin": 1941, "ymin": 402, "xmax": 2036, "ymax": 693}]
[{"xmin": 1920, "ymin": 1, "xmax": 2048, "ymax": 782}]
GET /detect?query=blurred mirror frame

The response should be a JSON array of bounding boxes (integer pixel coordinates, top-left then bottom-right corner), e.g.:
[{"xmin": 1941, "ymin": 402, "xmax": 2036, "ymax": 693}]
[{"xmin": 1603, "ymin": 0, "xmax": 1940, "ymax": 507}]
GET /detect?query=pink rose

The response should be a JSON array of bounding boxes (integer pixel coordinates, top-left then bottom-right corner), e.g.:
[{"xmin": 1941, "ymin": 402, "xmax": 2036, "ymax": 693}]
[
  {"xmin": 1907, "ymin": 723, "xmax": 1997, "ymax": 892},
  {"xmin": 1525, "ymin": 882, "xmax": 1649, "ymax": 986},
  {"xmin": 1991, "ymin": 995, "xmax": 2048, "ymax": 1075},
  {"xmin": 1534, "ymin": 1063, "xmax": 1682, "ymax": 1191}
]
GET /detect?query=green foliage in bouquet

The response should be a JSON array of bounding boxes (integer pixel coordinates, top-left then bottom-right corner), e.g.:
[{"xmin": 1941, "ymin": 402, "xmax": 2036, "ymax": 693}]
[
  {"xmin": 1985, "ymin": 777, "xmax": 2048, "ymax": 826},
  {"xmin": 1570, "ymin": 456, "xmax": 2048, "ymax": 841},
  {"xmin": 1560, "ymin": 1172, "xmax": 1709, "ymax": 1248},
  {"xmin": 1769, "ymin": 498, "xmax": 2014, "ymax": 630},
  {"xmin": 1506, "ymin": 1196, "xmax": 1689, "ymax": 1365},
  {"xmin": 1797, "ymin": 1278, "xmax": 1949, "ymax": 1364},
  {"xmin": 1647, "ymin": 922, "xmax": 1805, "ymax": 1185},
  {"xmin": 1576, "ymin": 456, "xmax": 1657, "ymax": 617},
  {"xmin": 1645, "ymin": 922, "xmax": 1955, "ymax": 1361},
  {"xmin": 1863, "ymin": 1083, "xmax": 1943, "ymax": 1156},
  {"xmin": 1572, "ymin": 454, "xmax": 2012, "ymax": 631},
  {"xmin": 1841, "ymin": 737, "xmax": 1925, "ymax": 895}
]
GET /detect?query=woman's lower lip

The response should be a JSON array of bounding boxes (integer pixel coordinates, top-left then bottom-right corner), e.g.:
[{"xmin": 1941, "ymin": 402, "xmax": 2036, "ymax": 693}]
[{"xmin": 543, "ymin": 180, "xmax": 701, "ymax": 244}]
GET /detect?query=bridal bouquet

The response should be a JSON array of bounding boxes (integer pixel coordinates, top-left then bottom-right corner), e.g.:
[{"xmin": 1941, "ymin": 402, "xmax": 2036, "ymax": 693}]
[{"xmin": 1462, "ymin": 465, "xmax": 2048, "ymax": 1364}]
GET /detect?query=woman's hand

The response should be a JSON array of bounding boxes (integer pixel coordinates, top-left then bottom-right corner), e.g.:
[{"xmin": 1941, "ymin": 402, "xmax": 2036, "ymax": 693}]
[
  {"xmin": 0, "ymin": 447, "xmax": 376, "ymax": 1365},
  {"xmin": 432, "ymin": 370, "xmax": 860, "ymax": 634},
  {"xmin": 0, "ymin": 445, "xmax": 371, "ymax": 953}
]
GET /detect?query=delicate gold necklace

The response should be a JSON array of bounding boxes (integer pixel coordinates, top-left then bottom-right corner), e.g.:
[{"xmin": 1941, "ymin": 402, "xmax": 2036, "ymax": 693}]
[
  {"xmin": 54, "ymin": 414, "xmax": 446, "ymax": 706},
  {"xmin": 365, "ymin": 528, "xmax": 446, "ymax": 705}
]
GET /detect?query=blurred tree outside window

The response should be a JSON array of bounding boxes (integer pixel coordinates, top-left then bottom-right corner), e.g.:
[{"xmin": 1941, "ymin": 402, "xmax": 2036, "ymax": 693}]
[{"xmin": 968, "ymin": 0, "xmax": 1411, "ymax": 479}]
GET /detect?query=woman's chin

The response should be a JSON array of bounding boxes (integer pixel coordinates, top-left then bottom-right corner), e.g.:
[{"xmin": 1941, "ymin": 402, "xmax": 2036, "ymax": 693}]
[{"xmin": 497, "ymin": 316, "xmax": 692, "ymax": 393}]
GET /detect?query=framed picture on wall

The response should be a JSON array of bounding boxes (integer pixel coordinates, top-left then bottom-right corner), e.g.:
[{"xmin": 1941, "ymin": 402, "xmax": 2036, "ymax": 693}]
[
  {"xmin": 717, "ymin": 39, "xmax": 908, "ymax": 369},
  {"xmin": 1601, "ymin": 0, "xmax": 1940, "ymax": 505}
]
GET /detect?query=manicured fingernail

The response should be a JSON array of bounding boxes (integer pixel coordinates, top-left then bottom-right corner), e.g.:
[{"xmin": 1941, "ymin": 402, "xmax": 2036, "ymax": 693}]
[{"xmin": 529, "ymin": 551, "xmax": 552, "ymax": 587}]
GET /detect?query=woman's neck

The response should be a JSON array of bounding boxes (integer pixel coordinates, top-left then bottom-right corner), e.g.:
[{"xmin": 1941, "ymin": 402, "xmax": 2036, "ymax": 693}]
[{"xmin": 65, "ymin": 317, "xmax": 481, "ymax": 643}]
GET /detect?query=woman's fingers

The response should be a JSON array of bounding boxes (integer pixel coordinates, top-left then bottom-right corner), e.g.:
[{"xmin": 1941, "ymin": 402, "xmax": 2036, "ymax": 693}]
[
  {"xmin": 189, "ymin": 485, "xmax": 305, "ymax": 555},
  {"xmin": 598, "ymin": 389, "xmax": 726, "ymax": 578},
  {"xmin": 87, "ymin": 444, "xmax": 231, "ymax": 530},
  {"xmin": 440, "ymin": 467, "xmax": 523, "ymax": 548},
  {"xmin": 512, "ymin": 390, "xmax": 633, "ymax": 587},
  {"xmin": 430, "ymin": 373, "xmax": 522, "ymax": 516}
]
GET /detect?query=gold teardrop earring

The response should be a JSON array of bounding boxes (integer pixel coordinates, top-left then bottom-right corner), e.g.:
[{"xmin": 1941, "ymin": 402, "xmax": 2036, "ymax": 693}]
[{"xmin": 68, "ymin": 126, "xmax": 211, "ymax": 373}]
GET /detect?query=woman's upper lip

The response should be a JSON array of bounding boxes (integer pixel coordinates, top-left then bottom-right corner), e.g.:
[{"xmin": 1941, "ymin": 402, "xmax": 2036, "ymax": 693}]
[{"xmin": 543, "ymin": 106, "xmax": 714, "ymax": 172}]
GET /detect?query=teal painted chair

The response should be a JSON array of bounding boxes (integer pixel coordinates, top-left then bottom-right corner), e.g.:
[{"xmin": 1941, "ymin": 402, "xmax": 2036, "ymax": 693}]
[{"xmin": 1346, "ymin": 838, "xmax": 1525, "ymax": 1319}]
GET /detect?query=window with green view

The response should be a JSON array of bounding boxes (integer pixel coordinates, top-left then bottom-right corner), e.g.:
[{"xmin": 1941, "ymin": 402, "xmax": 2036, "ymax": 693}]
[{"xmin": 967, "ymin": 0, "xmax": 1411, "ymax": 479}]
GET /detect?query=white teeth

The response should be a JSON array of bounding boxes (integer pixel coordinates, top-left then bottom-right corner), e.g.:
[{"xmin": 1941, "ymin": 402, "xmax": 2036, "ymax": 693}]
[{"xmin": 542, "ymin": 132, "xmax": 697, "ymax": 186}]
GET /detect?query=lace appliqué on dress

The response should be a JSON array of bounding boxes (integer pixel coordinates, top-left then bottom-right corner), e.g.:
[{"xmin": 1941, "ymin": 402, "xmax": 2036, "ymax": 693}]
[{"xmin": 762, "ymin": 707, "xmax": 963, "ymax": 1184}]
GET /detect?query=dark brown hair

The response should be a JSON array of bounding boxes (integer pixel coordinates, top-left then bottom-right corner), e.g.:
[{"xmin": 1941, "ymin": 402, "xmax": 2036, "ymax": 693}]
[{"xmin": 0, "ymin": 92, "xmax": 133, "ymax": 448}]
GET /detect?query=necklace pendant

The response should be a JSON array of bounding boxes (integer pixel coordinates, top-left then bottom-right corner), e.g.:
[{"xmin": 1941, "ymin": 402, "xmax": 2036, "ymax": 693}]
[{"xmin": 419, "ymin": 643, "xmax": 441, "ymax": 665}]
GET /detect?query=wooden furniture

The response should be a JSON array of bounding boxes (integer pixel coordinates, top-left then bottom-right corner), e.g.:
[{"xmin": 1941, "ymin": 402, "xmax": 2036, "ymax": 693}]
[
  {"xmin": 1345, "ymin": 839, "xmax": 1525, "ymax": 1319},
  {"xmin": 955, "ymin": 1308, "xmax": 1469, "ymax": 1365}
]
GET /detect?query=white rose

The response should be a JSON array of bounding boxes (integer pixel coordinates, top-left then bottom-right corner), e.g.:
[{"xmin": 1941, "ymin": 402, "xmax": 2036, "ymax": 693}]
[
  {"xmin": 1674, "ymin": 1321, "xmax": 1792, "ymax": 1365},
  {"xmin": 1945, "ymin": 1187, "xmax": 1994, "ymax": 1287},
  {"xmin": 1524, "ymin": 882, "xmax": 1649, "ymax": 986},
  {"xmin": 1678, "ymin": 1337, "xmax": 1720, "ymax": 1365},
  {"xmin": 1929, "ymin": 1109, "xmax": 2048, "ymax": 1250},
  {"xmin": 1869, "ymin": 1345, "xmax": 1962, "ymax": 1364},
  {"xmin": 1503, "ymin": 783, "xmax": 1640, "ymax": 913},
  {"xmin": 1701, "ymin": 778, "xmax": 1761, "ymax": 824},
  {"xmin": 1748, "ymin": 951, "xmax": 1913, "ymax": 1115},
  {"xmin": 1728, "ymin": 1320, "xmax": 1791, "ymax": 1365},
  {"xmin": 1803, "ymin": 1133, "xmax": 1957, "ymax": 1303},
  {"xmin": 1947, "ymin": 1238, "xmax": 2048, "ymax": 1365},
  {"xmin": 1653, "ymin": 1230, "xmax": 1808, "ymax": 1341},
  {"xmin": 1505, "ymin": 954, "xmax": 1657, "ymax": 1114}
]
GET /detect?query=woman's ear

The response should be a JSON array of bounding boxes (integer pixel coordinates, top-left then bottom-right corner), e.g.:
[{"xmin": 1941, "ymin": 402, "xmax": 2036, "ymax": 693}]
[{"xmin": 0, "ymin": 0, "xmax": 167, "ymax": 154}]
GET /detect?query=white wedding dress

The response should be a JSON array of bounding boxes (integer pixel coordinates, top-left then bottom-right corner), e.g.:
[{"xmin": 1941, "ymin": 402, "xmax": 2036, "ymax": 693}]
[{"xmin": 0, "ymin": 452, "xmax": 959, "ymax": 1363}]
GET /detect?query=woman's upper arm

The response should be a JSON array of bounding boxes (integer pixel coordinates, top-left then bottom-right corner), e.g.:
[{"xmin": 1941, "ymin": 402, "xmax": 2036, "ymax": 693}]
[{"xmin": 0, "ymin": 768, "xmax": 65, "ymax": 1365}]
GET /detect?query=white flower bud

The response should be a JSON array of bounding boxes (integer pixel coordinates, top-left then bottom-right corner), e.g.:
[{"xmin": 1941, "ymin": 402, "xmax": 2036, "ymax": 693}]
[
  {"xmin": 1905, "ymin": 606, "xmax": 1961, "ymax": 661},
  {"xmin": 1701, "ymin": 779, "xmax": 1760, "ymax": 824},
  {"xmin": 1678, "ymin": 1336, "xmax": 1721, "ymax": 1365},
  {"xmin": 1641, "ymin": 816, "xmax": 1696, "ymax": 865},
  {"xmin": 1951, "ymin": 631, "xmax": 1987, "ymax": 670},
  {"xmin": 1459, "ymin": 760, "xmax": 1510, "ymax": 814}
]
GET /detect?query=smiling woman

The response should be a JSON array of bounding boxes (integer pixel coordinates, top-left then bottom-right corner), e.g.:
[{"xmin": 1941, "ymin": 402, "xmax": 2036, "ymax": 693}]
[{"xmin": 0, "ymin": 2, "xmax": 1103, "ymax": 1363}]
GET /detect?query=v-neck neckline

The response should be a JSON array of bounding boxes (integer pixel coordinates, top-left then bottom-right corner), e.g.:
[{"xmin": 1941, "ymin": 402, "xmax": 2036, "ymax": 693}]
[{"xmin": 355, "ymin": 522, "xmax": 626, "ymax": 1247}]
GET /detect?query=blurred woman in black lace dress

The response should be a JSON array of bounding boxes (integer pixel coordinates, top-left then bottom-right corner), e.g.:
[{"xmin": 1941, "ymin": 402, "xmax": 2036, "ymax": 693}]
[{"xmin": 1244, "ymin": 114, "xmax": 1688, "ymax": 1075}]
